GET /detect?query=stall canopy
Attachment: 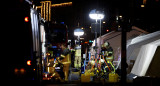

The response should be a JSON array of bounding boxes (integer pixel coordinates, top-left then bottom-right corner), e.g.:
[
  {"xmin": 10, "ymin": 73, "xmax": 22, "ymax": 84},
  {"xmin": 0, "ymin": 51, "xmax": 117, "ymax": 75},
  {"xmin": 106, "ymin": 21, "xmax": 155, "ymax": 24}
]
[
  {"xmin": 130, "ymin": 33, "xmax": 160, "ymax": 77},
  {"xmin": 127, "ymin": 31, "xmax": 160, "ymax": 65},
  {"xmin": 90, "ymin": 26, "xmax": 148, "ymax": 69}
]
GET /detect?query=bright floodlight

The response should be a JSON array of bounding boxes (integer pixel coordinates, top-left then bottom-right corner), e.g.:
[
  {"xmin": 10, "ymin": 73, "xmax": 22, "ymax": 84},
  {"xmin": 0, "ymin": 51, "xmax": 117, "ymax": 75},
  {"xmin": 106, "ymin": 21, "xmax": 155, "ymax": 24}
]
[
  {"xmin": 89, "ymin": 9, "xmax": 104, "ymax": 20},
  {"xmin": 89, "ymin": 14, "xmax": 104, "ymax": 20},
  {"xmin": 74, "ymin": 28, "xmax": 84, "ymax": 36}
]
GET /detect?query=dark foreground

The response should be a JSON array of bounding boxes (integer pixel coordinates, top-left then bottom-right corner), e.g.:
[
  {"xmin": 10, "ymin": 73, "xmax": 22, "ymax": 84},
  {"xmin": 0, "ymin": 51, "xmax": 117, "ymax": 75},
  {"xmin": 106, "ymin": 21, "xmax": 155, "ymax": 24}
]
[{"xmin": 6, "ymin": 77, "xmax": 160, "ymax": 86}]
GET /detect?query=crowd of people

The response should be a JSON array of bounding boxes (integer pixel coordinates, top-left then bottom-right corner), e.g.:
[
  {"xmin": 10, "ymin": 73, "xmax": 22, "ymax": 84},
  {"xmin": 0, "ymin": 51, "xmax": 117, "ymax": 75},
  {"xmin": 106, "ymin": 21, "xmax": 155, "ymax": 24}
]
[{"xmin": 50, "ymin": 41, "xmax": 115, "ymax": 82}]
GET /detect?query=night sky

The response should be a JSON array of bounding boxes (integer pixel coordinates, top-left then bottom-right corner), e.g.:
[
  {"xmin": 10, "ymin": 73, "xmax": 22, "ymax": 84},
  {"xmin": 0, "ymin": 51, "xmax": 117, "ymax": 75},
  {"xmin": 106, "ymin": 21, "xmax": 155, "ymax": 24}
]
[
  {"xmin": 6, "ymin": 0, "xmax": 160, "ymax": 53},
  {"xmin": 6, "ymin": 0, "xmax": 160, "ymax": 61},
  {"xmin": 32, "ymin": 0, "xmax": 160, "ymax": 33},
  {"xmin": 7, "ymin": 0, "xmax": 160, "ymax": 34}
]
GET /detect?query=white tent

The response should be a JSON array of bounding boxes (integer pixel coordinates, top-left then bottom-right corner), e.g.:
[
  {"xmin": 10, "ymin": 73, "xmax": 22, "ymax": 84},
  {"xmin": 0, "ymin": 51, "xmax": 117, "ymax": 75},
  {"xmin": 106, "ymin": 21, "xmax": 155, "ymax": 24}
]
[
  {"xmin": 131, "ymin": 40, "xmax": 160, "ymax": 76},
  {"xmin": 127, "ymin": 31, "xmax": 160, "ymax": 65},
  {"xmin": 90, "ymin": 26, "xmax": 148, "ymax": 69},
  {"xmin": 90, "ymin": 26, "xmax": 160, "ymax": 77},
  {"xmin": 128, "ymin": 31, "xmax": 160, "ymax": 77}
]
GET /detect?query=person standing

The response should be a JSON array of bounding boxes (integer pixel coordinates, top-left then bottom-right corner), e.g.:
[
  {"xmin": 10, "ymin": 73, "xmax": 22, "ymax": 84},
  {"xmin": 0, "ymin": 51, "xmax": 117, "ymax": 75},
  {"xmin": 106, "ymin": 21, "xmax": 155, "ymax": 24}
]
[
  {"xmin": 74, "ymin": 45, "xmax": 81, "ymax": 69},
  {"xmin": 60, "ymin": 43, "xmax": 71, "ymax": 81},
  {"xmin": 52, "ymin": 43, "xmax": 71, "ymax": 82},
  {"xmin": 104, "ymin": 42, "xmax": 114, "ymax": 62}
]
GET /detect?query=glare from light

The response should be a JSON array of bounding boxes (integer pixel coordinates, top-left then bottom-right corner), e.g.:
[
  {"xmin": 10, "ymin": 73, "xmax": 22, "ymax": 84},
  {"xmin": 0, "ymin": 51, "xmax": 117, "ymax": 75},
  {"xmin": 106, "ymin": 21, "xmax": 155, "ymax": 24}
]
[
  {"xmin": 103, "ymin": 21, "xmax": 106, "ymax": 24},
  {"xmin": 74, "ymin": 32, "xmax": 84, "ymax": 36},
  {"xmin": 20, "ymin": 68, "xmax": 25, "ymax": 73},
  {"xmin": 27, "ymin": 60, "xmax": 31, "ymax": 66},
  {"xmin": 141, "ymin": 5, "xmax": 145, "ymax": 7},
  {"xmin": 100, "ymin": 59, "xmax": 104, "ymax": 63},
  {"xmin": 74, "ymin": 28, "xmax": 84, "ymax": 36},
  {"xmin": 116, "ymin": 16, "xmax": 119, "ymax": 20},
  {"xmin": 106, "ymin": 29, "xmax": 109, "ymax": 32},
  {"xmin": 89, "ymin": 13, "xmax": 104, "ymax": 20},
  {"xmin": 14, "ymin": 68, "xmax": 18, "ymax": 73},
  {"xmin": 133, "ymin": 76, "xmax": 137, "ymax": 79},
  {"xmin": 45, "ymin": 74, "xmax": 48, "ymax": 78},
  {"xmin": 81, "ymin": 27, "xmax": 84, "ymax": 29},
  {"xmin": 119, "ymin": 15, "xmax": 122, "ymax": 18},
  {"xmin": 89, "ymin": 9, "xmax": 104, "ymax": 20},
  {"xmin": 24, "ymin": 17, "xmax": 29, "ymax": 22}
]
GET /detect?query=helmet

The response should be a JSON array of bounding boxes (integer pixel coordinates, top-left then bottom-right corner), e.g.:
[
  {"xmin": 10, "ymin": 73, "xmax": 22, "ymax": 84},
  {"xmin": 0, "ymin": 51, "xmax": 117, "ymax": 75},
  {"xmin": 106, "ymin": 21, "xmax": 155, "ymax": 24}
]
[{"xmin": 104, "ymin": 42, "xmax": 109, "ymax": 47}]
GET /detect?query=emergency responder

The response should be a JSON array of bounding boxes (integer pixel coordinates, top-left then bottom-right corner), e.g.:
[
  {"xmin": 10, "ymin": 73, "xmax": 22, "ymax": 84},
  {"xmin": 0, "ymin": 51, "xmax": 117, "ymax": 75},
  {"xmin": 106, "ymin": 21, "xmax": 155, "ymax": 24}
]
[
  {"xmin": 52, "ymin": 43, "xmax": 71, "ymax": 82},
  {"xmin": 104, "ymin": 42, "xmax": 114, "ymax": 62},
  {"xmin": 100, "ymin": 44, "xmax": 106, "ymax": 73},
  {"xmin": 74, "ymin": 45, "xmax": 81, "ymax": 69},
  {"xmin": 101, "ymin": 43, "xmax": 106, "ymax": 55},
  {"xmin": 101, "ymin": 42, "xmax": 115, "ymax": 73}
]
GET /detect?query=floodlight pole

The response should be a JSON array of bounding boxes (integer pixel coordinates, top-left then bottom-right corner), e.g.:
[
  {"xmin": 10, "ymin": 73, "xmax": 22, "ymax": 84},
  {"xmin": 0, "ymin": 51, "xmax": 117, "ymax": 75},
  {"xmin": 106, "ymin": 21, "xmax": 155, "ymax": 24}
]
[
  {"xmin": 78, "ymin": 35, "xmax": 80, "ymax": 45},
  {"xmin": 89, "ymin": 9, "xmax": 104, "ymax": 72},
  {"xmin": 99, "ymin": 19, "xmax": 102, "ymax": 53},
  {"xmin": 95, "ymin": 19, "xmax": 98, "ymax": 68}
]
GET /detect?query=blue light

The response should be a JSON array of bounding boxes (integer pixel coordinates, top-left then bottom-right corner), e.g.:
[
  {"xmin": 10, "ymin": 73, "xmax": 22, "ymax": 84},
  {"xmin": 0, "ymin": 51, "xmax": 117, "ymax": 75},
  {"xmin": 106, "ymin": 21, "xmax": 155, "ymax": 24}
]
[
  {"xmin": 89, "ymin": 40, "xmax": 93, "ymax": 43},
  {"xmin": 61, "ymin": 22, "xmax": 64, "ymax": 24},
  {"xmin": 52, "ymin": 46, "xmax": 57, "ymax": 48}
]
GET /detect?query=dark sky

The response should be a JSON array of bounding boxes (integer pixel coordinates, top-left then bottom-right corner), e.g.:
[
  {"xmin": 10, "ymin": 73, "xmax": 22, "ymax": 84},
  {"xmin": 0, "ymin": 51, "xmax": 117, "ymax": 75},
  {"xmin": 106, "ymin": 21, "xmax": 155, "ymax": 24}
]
[
  {"xmin": 6, "ymin": 0, "xmax": 160, "ymax": 33},
  {"xmin": 32, "ymin": 0, "xmax": 160, "ymax": 32},
  {"xmin": 6, "ymin": 0, "xmax": 160, "ymax": 48},
  {"xmin": 5, "ymin": 0, "xmax": 160, "ymax": 59},
  {"xmin": 6, "ymin": 0, "xmax": 160, "ymax": 46}
]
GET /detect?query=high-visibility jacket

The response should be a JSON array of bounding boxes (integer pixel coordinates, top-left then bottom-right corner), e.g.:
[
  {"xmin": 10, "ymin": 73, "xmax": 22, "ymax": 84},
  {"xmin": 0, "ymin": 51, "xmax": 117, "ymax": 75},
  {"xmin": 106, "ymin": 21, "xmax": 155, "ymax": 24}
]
[
  {"xmin": 60, "ymin": 48, "xmax": 71, "ymax": 65},
  {"xmin": 61, "ymin": 54, "xmax": 71, "ymax": 65},
  {"xmin": 102, "ymin": 47, "xmax": 114, "ymax": 62}
]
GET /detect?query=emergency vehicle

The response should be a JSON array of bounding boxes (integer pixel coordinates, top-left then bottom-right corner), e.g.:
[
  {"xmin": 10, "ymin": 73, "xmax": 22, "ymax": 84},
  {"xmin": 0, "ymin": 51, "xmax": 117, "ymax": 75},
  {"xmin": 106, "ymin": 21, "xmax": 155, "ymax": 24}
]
[
  {"xmin": 7, "ymin": 1, "xmax": 40, "ymax": 81},
  {"xmin": 7, "ymin": 1, "xmax": 68, "ymax": 82}
]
